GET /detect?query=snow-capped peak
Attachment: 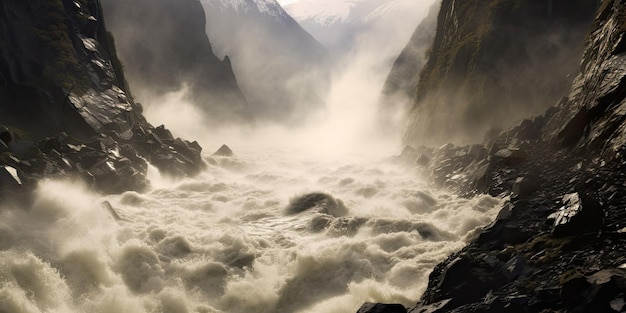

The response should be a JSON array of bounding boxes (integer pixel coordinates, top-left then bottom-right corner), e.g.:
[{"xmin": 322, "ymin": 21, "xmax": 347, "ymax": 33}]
[{"xmin": 202, "ymin": 0, "xmax": 290, "ymax": 20}]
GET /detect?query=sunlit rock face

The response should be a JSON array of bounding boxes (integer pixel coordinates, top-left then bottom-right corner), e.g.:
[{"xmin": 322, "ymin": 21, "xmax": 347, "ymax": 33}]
[
  {"xmin": 0, "ymin": 0, "xmax": 204, "ymax": 195},
  {"xmin": 99, "ymin": 0, "xmax": 251, "ymax": 123},
  {"xmin": 402, "ymin": 0, "xmax": 599, "ymax": 147},
  {"xmin": 201, "ymin": 0, "xmax": 331, "ymax": 124}
]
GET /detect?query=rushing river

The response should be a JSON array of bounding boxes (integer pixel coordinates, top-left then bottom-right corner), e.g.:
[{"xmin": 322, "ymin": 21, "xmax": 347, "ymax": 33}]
[{"xmin": 0, "ymin": 148, "xmax": 502, "ymax": 313}]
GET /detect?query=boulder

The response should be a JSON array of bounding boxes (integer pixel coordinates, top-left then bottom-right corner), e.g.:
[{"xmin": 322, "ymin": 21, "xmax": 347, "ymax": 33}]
[
  {"xmin": 213, "ymin": 144, "xmax": 234, "ymax": 157},
  {"xmin": 561, "ymin": 268, "xmax": 626, "ymax": 312},
  {"xmin": 357, "ymin": 303, "xmax": 406, "ymax": 313},
  {"xmin": 548, "ymin": 193, "xmax": 604, "ymax": 237},
  {"xmin": 285, "ymin": 192, "xmax": 348, "ymax": 217},
  {"xmin": 494, "ymin": 148, "xmax": 527, "ymax": 166}
]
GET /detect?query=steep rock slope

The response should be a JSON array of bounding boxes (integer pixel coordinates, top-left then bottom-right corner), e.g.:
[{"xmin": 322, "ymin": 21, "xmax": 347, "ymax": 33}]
[
  {"xmin": 100, "ymin": 0, "xmax": 250, "ymax": 123},
  {"xmin": 201, "ymin": 0, "xmax": 330, "ymax": 124},
  {"xmin": 379, "ymin": 1, "xmax": 440, "ymax": 126},
  {"xmin": 359, "ymin": 1, "xmax": 626, "ymax": 312},
  {"xmin": 403, "ymin": 0, "xmax": 598, "ymax": 146},
  {"xmin": 0, "ymin": 0, "xmax": 204, "ymax": 196}
]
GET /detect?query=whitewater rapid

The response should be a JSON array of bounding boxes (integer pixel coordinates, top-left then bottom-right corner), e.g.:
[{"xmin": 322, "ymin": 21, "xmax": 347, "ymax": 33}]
[{"xmin": 0, "ymin": 149, "xmax": 503, "ymax": 313}]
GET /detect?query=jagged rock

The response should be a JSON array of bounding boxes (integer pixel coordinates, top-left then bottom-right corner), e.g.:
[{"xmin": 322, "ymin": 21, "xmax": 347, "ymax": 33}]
[
  {"xmin": 408, "ymin": 299, "xmax": 451, "ymax": 313},
  {"xmin": 494, "ymin": 148, "xmax": 527, "ymax": 166},
  {"xmin": 213, "ymin": 144, "xmax": 234, "ymax": 157},
  {"xmin": 357, "ymin": 303, "xmax": 406, "ymax": 313},
  {"xmin": 0, "ymin": 166, "xmax": 21, "ymax": 187},
  {"xmin": 548, "ymin": 193, "xmax": 604, "ymax": 237},
  {"xmin": 561, "ymin": 268, "xmax": 626, "ymax": 312},
  {"xmin": 101, "ymin": 201, "xmax": 122, "ymax": 221},
  {"xmin": 511, "ymin": 175, "xmax": 541, "ymax": 198}
]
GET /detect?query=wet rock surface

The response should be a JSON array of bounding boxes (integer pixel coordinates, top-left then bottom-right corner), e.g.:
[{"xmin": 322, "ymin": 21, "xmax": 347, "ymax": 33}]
[
  {"xmin": 0, "ymin": 0, "xmax": 205, "ymax": 200},
  {"xmin": 373, "ymin": 1, "xmax": 626, "ymax": 312}
]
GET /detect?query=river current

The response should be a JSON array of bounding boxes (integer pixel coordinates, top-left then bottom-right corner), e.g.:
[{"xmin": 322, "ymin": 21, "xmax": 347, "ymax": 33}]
[{"xmin": 0, "ymin": 148, "xmax": 502, "ymax": 313}]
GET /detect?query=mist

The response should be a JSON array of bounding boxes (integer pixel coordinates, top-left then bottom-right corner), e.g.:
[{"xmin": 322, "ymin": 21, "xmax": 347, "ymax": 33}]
[{"xmin": 135, "ymin": 0, "xmax": 435, "ymax": 157}]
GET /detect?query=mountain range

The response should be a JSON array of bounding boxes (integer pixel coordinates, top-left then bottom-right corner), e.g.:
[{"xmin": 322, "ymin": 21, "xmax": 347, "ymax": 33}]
[
  {"xmin": 201, "ymin": 0, "xmax": 330, "ymax": 124},
  {"xmin": 283, "ymin": 0, "xmax": 434, "ymax": 60}
]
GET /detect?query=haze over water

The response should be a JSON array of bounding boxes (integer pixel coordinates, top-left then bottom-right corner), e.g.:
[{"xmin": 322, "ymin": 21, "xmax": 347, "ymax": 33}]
[{"xmin": 0, "ymin": 1, "xmax": 507, "ymax": 312}]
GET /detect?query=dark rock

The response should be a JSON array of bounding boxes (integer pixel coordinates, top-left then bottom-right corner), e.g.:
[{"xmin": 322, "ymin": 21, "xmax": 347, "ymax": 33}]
[
  {"xmin": 548, "ymin": 193, "xmax": 604, "ymax": 237},
  {"xmin": 511, "ymin": 175, "xmax": 541, "ymax": 198},
  {"xmin": 286, "ymin": 192, "xmax": 348, "ymax": 217},
  {"xmin": 0, "ymin": 166, "xmax": 21, "ymax": 187},
  {"xmin": 494, "ymin": 148, "xmax": 527, "ymax": 166},
  {"xmin": 213, "ymin": 144, "xmax": 234, "ymax": 157},
  {"xmin": 561, "ymin": 268, "xmax": 626, "ymax": 312},
  {"xmin": 357, "ymin": 303, "xmax": 406, "ymax": 313},
  {"xmin": 408, "ymin": 299, "xmax": 451, "ymax": 313}
]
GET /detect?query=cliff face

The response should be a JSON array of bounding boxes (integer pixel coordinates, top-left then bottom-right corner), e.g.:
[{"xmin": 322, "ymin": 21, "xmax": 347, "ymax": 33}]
[
  {"xmin": 358, "ymin": 1, "xmax": 626, "ymax": 312},
  {"xmin": 379, "ymin": 1, "xmax": 439, "ymax": 125},
  {"xmin": 403, "ymin": 0, "xmax": 598, "ymax": 146},
  {"xmin": 545, "ymin": 0, "xmax": 626, "ymax": 161},
  {"xmin": 100, "ymin": 0, "xmax": 250, "ymax": 123},
  {"xmin": 0, "ymin": 0, "xmax": 204, "ymax": 196}
]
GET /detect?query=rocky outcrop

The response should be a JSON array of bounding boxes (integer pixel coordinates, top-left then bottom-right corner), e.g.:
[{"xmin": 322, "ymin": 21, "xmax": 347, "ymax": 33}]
[
  {"xmin": 0, "ymin": 0, "xmax": 205, "ymax": 197},
  {"xmin": 100, "ymin": 0, "xmax": 250, "ymax": 123},
  {"xmin": 403, "ymin": 0, "xmax": 598, "ymax": 146},
  {"xmin": 365, "ymin": 1, "xmax": 626, "ymax": 312}
]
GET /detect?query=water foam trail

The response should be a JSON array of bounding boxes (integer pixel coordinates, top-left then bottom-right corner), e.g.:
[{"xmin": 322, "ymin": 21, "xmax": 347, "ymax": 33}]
[{"xmin": 0, "ymin": 150, "xmax": 503, "ymax": 313}]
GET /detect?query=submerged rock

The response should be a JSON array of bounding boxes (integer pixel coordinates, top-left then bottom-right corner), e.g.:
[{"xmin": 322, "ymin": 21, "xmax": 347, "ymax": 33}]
[
  {"xmin": 212, "ymin": 144, "xmax": 234, "ymax": 157},
  {"xmin": 285, "ymin": 192, "xmax": 348, "ymax": 217}
]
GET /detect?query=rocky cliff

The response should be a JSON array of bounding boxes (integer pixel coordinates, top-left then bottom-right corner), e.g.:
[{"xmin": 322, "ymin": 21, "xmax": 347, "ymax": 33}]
[
  {"xmin": 360, "ymin": 1, "xmax": 626, "ymax": 312},
  {"xmin": 379, "ymin": 1, "xmax": 439, "ymax": 126},
  {"xmin": 100, "ymin": 0, "xmax": 250, "ymax": 123},
  {"xmin": 202, "ymin": 0, "xmax": 330, "ymax": 124},
  {"xmin": 402, "ymin": 0, "xmax": 598, "ymax": 146},
  {"xmin": 0, "ymin": 0, "xmax": 205, "ymax": 197}
]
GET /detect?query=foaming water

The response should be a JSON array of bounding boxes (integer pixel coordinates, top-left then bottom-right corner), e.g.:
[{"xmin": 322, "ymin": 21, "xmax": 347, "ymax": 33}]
[{"xmin": 0, "ymin": 150, "xmax": 503, "ymax": 313}]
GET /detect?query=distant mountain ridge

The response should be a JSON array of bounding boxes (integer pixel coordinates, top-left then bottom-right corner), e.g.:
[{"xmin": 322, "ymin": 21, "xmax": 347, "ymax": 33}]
[
  {"xmin": 202, "ymin": 0, "xmax": 330, "ymax": 124},
  {"xmin": 284, "ymin": 0, "xmax": 433, "ymax": 57},
  {"xmin": 100, "ymin": 0, "xmax": 251, "ymax": 123}
]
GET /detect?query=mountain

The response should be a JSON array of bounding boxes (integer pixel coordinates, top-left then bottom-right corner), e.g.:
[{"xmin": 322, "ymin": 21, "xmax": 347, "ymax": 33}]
[
  {"xmin": 0, "ymin": 0, "xmax": 204, "ymax": 195},
  {"xmin": 283, "ymin": 0, "xmax": 434, "ymax": 59},
  {"xmin": 378, "ymin": 1, "xmax": 440, "ymax": 129},
  {"xmin": 402, "ymin": 0, "xmax": 599, "ymax": 146},
  {"xmin": 99, "ymin": 0, "xmax": 250, "ymax": 124},
  {"xmin": 201, "ymin": 0, "xmax": 330, "ymax": 124}
]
